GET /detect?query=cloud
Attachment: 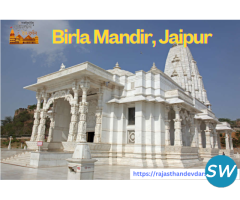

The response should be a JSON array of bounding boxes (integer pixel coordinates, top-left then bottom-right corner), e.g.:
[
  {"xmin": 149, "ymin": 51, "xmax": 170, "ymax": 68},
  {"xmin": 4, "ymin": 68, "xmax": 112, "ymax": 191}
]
[
  {"xmin": 8, "ymin": 20, "xmax": 90, "ymax": 67},
  {"xmin": 74, "ymin": 44, "xmax": 90, "ymax": 53}
]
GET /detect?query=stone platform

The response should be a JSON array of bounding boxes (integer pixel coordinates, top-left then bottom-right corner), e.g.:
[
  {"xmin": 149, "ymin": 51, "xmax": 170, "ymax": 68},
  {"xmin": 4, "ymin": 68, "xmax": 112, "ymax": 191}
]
[
  {"xmin": 23, "ymin": 142, "xmax": 229, "ymax": 168},
  {"xmin": 219, "ymin": 149, "xmax": 234, "ymax": 158},
  {"xmin": 30, "ymin": 151, "xmax": 73, "ymax": 167},
  {"xmin": 165, "ymin": 146, "xmax": 202, "ymax": 168},
  {"xmin": 26, "ymin": 141, "xmax": 49, "ymax": 151},
  {"xmin": 199, "ymin": 148, "xmax": 219, "ymax": 163}
]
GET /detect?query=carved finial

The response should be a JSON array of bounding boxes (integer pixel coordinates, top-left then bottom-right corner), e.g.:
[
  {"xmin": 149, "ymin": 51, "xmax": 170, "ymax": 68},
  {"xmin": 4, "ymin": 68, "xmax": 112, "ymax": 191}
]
[
  {"xmin": 151, "ymin": 62, "xmax": 157, "ymax": 70},
  {"xmin": 59, "ymin": 63, "xmax": 65, "ymax": 71},
  {"xmin": 114, "ymin": 62, "xmax": 121, "ymax": 69}
]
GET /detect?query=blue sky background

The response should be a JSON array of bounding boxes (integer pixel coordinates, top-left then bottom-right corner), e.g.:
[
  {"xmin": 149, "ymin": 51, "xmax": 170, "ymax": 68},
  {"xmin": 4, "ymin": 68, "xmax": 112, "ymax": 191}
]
[{"xmin": 1, "ymin": 20, "xmax": 240, "ymax": 120}]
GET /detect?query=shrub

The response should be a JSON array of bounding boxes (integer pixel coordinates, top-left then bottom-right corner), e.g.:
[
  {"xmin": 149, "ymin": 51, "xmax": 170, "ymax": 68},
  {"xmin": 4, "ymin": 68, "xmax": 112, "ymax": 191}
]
[
  {"xmin": 2, "ymin": 141, "xmax": 9, "ymax": 145},
  {"xmin": 28, "ymin": 104, "xmax": 37, "ymax": 110}
]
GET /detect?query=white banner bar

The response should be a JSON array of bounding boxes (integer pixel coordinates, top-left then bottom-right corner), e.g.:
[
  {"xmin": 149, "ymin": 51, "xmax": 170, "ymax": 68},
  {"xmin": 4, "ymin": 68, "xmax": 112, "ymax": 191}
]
[{"xmin": 130, "ymin": 169, "xmax": 240, "ymax": 180}]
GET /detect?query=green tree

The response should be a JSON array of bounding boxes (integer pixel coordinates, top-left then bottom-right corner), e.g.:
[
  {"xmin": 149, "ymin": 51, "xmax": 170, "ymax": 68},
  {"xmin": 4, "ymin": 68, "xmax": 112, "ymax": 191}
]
[
  {"xmin": 28, "ymin": 104, "xmax": 37, "ymax": 110},
  {"xmin": 1, "ymin": 116, "xmax": 13, "ymax": 126}
]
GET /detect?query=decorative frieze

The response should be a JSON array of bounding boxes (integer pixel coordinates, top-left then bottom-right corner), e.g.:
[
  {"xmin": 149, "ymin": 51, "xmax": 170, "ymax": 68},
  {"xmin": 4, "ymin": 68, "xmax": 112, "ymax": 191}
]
[{"xmin": 128, "ymin": 131, "xmax": 135, "ymax": 143}]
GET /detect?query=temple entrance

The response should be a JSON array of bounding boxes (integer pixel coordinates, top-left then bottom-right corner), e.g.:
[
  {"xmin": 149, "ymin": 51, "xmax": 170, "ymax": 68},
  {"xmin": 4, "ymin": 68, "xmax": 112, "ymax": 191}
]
[
  {"xmin": 51, "ymin": 98, "xmax": 71, "ymax": 143},
  {"xmin": 87, "ymin": 132, "xmax": 95, "ymax": 142}
]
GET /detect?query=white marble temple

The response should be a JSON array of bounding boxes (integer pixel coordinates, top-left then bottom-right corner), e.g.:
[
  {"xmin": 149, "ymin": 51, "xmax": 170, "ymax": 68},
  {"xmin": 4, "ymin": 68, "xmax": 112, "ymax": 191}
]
[{"xmin": 24, "ymin": 44, "xmax": 232, "ymax": 167}]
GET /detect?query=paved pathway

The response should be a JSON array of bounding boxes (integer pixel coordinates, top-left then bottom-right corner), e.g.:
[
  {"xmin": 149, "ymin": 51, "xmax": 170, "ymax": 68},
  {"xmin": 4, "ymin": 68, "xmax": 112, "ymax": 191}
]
[{"xmin": 1, "ymin": 159, "xmax": 240, "ymax": 180}]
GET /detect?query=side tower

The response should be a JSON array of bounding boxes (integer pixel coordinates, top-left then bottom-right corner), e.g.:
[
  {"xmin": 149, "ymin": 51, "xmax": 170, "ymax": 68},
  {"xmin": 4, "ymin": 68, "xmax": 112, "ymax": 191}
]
[{"xmin": 164, "ymin": 44, "xmax": 211, "ymax": 110}]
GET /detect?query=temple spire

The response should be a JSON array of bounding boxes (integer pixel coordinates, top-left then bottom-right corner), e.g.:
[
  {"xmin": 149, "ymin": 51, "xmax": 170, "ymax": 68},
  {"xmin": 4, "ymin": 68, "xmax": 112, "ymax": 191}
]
[{"xmin": 164, "ymin": 45, "xmax": 211, "ymax": 107}]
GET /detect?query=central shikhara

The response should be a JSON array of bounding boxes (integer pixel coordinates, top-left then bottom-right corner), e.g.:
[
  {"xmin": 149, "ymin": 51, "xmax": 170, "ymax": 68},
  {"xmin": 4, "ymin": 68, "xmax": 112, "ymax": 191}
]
[{"xmin": 24, "ymin": 44, "xmax": 234, "ymax": 168}]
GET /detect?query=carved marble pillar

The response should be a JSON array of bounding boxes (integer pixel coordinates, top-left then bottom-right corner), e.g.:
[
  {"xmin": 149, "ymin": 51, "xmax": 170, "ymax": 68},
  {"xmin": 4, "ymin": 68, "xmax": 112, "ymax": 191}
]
[
  {"xmin": 192, "ymin": 119, "xmax": 200, "ymax": 147},
  {"xmin": 68, "ymin": 105, "xmax": 79, "ymax": 142},
  {"xmin": 36, "ymin": 91, "xmax": 48, "ymax": 142},
  {"xmin": 225, "ymin": 131, "xmax": 230, "ymax": 150},
  {"xmin": 181, "ymin": 123, "xmax": 186, "ymax": 146},
  {"xmin": 190, "ymin": 112, "xmax": 195, "ymax": 147},
  {"xmin": 210, "ymin": 127, "xmax": 214, "ymax": 148},
  {"xmin": 198, "ymin": 120, "xmax": 202, "ymax": 148},
  {"xmin": 30, "ymin": 92, "xmax": 41, "ymax": 141},
  {"xmin": 76, "ymin": 78, "xmax": 90, "ymax": 143},
  {"xmin": 68, "ymin": 82, "xmax": 80, "ymax": 142},
  {"xmin": 165, "ymin": 106, "xmax": 171, "ymax": 146},
  {"xmin": 204, "ymin": 121, "xmax": 212, "ymax": 148},
  {"xmin": 173, "ymin": 105, "xmax": 182, "ymax": 146},
  {"xmin": 218, "ymin": 133, "xmax": 221, "ymax": 149},
  {"xmin": 36, "ymin": 110, "xmax": 47, "ymax": 141},
  {"xmin": 47, "ymin": 115, "xmax": 55, "ymax": 143},
  {"xmin": 213, "ymin": 124, "xmax": 218, "ymax": 148},
  {"xmin": 31, "ymin": 110, "xmax": 41, "ymax": 141},
  {"xmin": 229, "ymin": 132, "xmax": 233, "ymax": 150},
  {"xmin": 94, "ymin": 86, "xmax": 103, "ymax": 143},
  {"xmin": 94, "ymin": 110, "xmax": 102, "ymax": 143}
]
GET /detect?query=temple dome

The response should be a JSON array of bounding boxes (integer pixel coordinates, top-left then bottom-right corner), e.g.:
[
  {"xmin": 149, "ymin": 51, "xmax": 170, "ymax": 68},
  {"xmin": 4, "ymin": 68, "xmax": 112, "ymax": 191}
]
[{"xmin": 107, "ymin": 62, "xmax": 134, "ymax": 77}]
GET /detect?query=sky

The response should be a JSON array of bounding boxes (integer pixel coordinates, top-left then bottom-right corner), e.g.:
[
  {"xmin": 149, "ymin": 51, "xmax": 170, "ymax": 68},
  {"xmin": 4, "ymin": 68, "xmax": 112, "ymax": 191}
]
[{"xmin": 1, "ymin": 20, "xmax": 240, "ymax": 120}]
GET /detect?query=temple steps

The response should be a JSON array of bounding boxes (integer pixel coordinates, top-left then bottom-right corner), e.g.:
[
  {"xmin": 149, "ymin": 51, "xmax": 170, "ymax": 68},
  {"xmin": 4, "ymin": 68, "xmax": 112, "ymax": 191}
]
[{"xmin": 1, "ymin": 152, "xmax": 33, "ymax": 168}]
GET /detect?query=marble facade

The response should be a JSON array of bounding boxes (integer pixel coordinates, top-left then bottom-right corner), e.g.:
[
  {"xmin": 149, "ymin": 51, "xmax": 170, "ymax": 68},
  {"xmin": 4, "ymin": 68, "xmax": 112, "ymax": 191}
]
[{"xmin": 25, "ymin": 44, "xmax": 233, "ymax": 167}]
